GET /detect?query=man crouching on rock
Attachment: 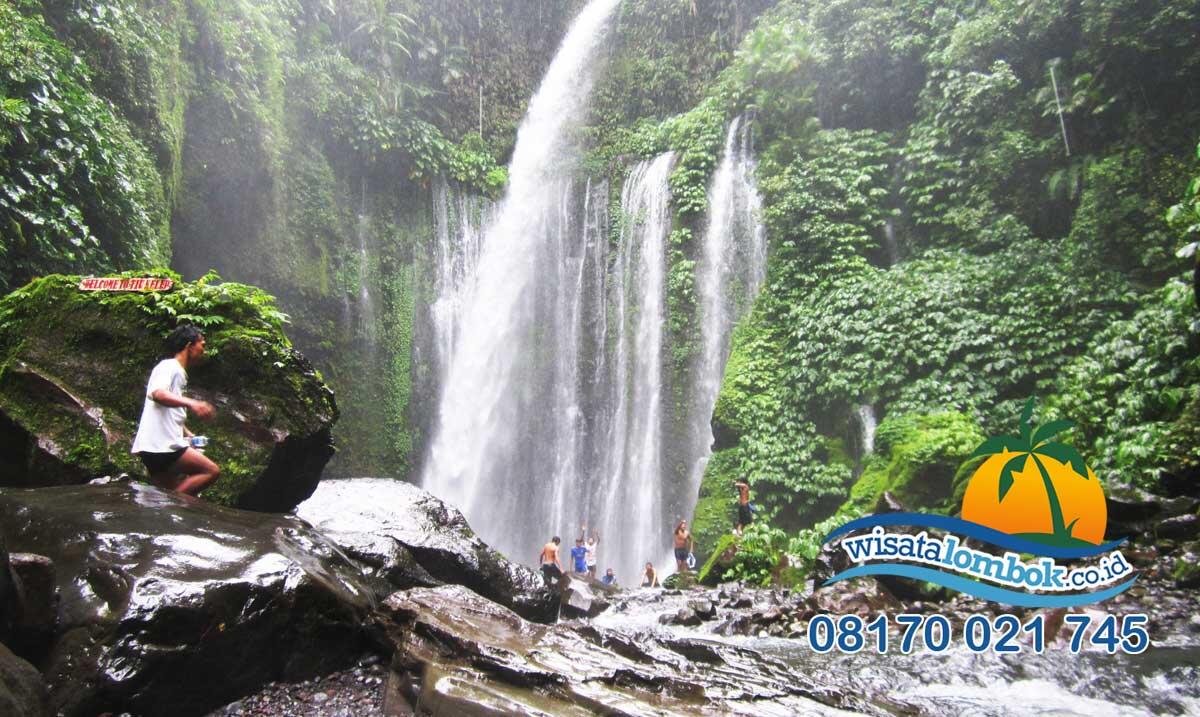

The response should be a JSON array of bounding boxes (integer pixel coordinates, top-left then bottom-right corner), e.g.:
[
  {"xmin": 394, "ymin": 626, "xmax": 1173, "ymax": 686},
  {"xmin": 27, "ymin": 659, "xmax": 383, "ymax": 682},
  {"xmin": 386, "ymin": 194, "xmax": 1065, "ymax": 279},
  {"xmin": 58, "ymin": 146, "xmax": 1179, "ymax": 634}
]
[{"xmin": 131, "ymin": 325, "xmax": 220, "ymax": 496}]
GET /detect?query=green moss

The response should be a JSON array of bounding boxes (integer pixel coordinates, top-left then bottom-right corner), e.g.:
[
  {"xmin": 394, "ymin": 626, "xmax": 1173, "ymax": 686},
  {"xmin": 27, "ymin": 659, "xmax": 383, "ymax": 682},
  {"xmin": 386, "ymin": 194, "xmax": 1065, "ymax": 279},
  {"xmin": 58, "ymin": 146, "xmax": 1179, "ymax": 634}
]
[
  {"xmin": 842, "ymin": 412, "xmax": 985, "ymax": 516},
  {"xmin": 692, "ymin": 446, "xmax": 747, "ymax": 561}
]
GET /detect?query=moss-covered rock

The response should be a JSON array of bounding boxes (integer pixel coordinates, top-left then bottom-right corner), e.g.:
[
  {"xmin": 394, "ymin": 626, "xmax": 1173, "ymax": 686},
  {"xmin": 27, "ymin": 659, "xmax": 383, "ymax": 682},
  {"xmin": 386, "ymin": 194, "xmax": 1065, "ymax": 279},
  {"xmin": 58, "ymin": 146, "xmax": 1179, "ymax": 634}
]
[
  {"xmin": 0, "ymin": 273, "xmax": 336, "ymax": 511},
  {"xmin": 845, "ymin": 412, "xmax": 985, "ymax": 516}
]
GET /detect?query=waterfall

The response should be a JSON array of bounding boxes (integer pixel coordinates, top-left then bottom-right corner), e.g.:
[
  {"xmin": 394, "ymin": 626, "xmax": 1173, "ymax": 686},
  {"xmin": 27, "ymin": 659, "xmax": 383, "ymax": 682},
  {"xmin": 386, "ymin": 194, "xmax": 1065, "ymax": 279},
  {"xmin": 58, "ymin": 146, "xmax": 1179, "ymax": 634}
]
[
  {"xmin": 682, "ymin": 116, "xmax": 768, "ymax": 526},
  {"xmin": 355, "ymin": 181, "xmax": 376, "ymax": 344},
  {"xmin": 422, "ymin": 0, "xmax": 622, "ymax": 564},
  {"xmin": 883, "ymin": 216, "xmax": 899, "ymax": 266},
  {"xmin": 857, "ymin": 403, "xmax": 878, "ymax": 457},
  {"xmin": 430, "ymin": 177, "xmax": 494, "ymax": 383},
  {"xmin": 422, "ymin": 3, "xmax": 770, "ymax": 583},
  {"xmin": 596, "ymin": 152, "xmax": 675, "ymax": 576}
]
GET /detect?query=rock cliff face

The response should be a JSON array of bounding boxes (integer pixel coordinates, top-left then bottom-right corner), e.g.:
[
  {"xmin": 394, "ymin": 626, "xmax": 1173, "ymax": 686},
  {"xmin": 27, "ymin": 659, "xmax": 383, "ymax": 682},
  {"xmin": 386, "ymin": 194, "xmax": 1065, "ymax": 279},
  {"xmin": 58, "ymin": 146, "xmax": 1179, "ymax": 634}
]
[
  {"xmin": 0, "ymin": 275, "xmax": 336, "ymax": 511},
  {"xmin": 0, "ymin": 482, "xmax": 373, "ymax": 717}
]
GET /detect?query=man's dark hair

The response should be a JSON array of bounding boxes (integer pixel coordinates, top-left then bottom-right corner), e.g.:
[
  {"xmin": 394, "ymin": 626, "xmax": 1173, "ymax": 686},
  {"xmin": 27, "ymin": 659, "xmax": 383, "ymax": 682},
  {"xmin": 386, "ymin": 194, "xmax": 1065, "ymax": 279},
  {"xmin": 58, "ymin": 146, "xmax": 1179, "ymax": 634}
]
[
  {"xmin": 165, "ymin": 324, "xmax": 204, "ymax": 356},
  {"xmin": 552, "ymin": 536, "xmax": 560, "ymax": 544}
]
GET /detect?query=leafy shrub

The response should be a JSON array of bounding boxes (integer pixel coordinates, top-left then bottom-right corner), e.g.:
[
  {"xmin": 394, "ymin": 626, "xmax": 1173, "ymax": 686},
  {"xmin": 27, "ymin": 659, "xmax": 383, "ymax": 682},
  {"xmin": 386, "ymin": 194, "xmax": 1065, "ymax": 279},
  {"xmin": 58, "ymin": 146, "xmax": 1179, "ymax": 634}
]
[
  {"xmin": 1046, "ymin": 278, "xmax": 1199, "ymax": 490},
  {"xmin": 720, "ymin": 522, "xmax": 791, "ymax": 586}
]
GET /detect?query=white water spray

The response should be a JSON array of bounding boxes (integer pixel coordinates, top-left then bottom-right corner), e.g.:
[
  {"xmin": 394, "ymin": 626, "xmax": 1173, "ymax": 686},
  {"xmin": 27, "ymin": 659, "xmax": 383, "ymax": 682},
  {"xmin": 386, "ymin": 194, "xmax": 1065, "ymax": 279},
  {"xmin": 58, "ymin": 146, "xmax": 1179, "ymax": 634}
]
[
  {"xmin": 423, "ymin": 0, "xmax": 622, "ymax": 563},
  {"xmin": 682, "ymin": 116, "xmax": 768, "ymax": 528}
]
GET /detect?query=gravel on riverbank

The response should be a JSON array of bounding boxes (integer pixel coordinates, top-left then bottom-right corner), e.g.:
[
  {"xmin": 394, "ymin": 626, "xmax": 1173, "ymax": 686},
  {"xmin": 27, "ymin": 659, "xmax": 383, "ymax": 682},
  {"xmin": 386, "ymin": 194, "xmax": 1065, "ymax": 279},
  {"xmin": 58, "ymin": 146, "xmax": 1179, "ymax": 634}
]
[{"xmin": 205, "ymin": 654, "xmax": 388, "ymax": 717}]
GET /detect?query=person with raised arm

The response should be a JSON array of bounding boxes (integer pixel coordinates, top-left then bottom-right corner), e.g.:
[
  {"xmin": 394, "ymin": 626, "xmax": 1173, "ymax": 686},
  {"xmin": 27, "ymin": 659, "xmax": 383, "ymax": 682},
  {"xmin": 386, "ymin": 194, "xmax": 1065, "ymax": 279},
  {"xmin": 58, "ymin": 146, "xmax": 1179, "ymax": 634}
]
[{"xmin": 131, "ymin": 325, "xmax": 220, "ymax": 496}]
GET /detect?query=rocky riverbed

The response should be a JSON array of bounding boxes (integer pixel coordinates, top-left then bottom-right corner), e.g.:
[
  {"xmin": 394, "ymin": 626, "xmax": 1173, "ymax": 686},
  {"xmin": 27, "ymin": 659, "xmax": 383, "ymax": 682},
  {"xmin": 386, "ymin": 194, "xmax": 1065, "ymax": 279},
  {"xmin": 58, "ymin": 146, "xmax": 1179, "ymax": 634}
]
[{"xmin": 4, "ymin": 477, "xmax": 1198, "ymax": 716}]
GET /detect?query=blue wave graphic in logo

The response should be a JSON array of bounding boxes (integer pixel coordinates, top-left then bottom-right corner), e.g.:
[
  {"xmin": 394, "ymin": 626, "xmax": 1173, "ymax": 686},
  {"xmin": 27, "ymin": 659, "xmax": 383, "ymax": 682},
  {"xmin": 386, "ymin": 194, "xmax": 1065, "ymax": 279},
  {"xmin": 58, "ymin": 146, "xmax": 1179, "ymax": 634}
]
[
  {"xmin": 823, "ymin": 513, "xmax": 1126, "ymax": 559},
  {"xmin": 823, "ymin": 564, "xmax": 1138, "ymax": 608}
]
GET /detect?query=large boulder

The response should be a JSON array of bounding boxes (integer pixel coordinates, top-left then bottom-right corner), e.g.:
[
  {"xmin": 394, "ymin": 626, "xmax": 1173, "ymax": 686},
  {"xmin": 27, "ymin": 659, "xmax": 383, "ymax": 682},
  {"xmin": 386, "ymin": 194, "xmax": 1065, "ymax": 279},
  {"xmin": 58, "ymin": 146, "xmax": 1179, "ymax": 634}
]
[
  {"xmin": 377, "ymin": 584, "xmax": 887, "ymax": 715},
  {"xmin": 0, "ymin": 643, "xmax": 47, "ymax": 717},
  {"xmin": 0, "ymin": 482, "xmax": 374, "ymax": 717},
  {"xmin": 296, "ymin": 478, "xmax": 558, "ymax": 622},
  {"xmin": 0, "ymin": 274, "xmax": 336, "ymax": 511}
]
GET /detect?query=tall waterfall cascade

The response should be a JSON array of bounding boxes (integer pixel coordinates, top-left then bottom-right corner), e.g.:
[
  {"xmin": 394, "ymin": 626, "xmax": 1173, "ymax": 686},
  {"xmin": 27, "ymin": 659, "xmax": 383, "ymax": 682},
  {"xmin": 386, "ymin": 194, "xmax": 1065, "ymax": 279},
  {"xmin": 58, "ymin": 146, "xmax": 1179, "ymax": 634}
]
[
  {"xmin": 422, "ymin": 0, "xmax": 767, "ymax": 580},
  {"xmin": 421, "ymin": 0, "xmax": 625, "ymax": 566},
  {"xmin": 682, "ymin": 116, "xmax": 769, "ymax": 532}
]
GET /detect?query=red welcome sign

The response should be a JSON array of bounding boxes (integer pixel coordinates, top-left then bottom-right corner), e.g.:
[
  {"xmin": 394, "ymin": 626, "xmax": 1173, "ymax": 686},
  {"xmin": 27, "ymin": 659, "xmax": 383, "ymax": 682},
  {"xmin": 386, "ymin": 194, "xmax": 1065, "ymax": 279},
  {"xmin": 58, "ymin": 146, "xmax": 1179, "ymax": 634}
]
[{"xmin": 78, "ymin": 277, "xmax": 174, "ymax": 292}]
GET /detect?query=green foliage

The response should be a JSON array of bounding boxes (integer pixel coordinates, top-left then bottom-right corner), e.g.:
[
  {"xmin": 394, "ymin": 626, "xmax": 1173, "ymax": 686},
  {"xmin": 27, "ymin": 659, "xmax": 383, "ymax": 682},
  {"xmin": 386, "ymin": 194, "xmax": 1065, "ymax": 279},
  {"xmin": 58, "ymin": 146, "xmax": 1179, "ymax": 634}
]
[
  {"xmin": 0, "ymin": 3, "xmax": 168, "ymax": 292},
  {"xmin": 861, "ymin": 412, "xmax": 984, "ymax": 513},
  {"xmin": 660, "ymin": 98, "xmax": 727, "ymax": 217},
  {"xmin": 132, "ymin": 270, "xmax": 290, "ymax": 343},
  {"xmin": 1068, "ymin": 147, "xmax": 1192, "ymax": 280},
  {"xmin": 696, "ymin": 533, "xmax": 738, "ymax": 585},
  {"xmin": 1046, "ymin": 278, "xmax": 1200, "ymax": 491},
  {"xmin": 721, "ymin": 11, "xmax": 817, "ymax": 145},
  {"xmin": 714, "ymin": 233, "xmax": 1132, "ymax": 528},
  {"xmin": 720, "ymin": 522, "xmax": 791, "ymax": 586},
  {"xmin": 1169, "ymin": 141, "xmax": 1200, "ymax": 284},
  {"xmin": 585, "ymin": 0, "xmax": 773, "ymax": 164}
]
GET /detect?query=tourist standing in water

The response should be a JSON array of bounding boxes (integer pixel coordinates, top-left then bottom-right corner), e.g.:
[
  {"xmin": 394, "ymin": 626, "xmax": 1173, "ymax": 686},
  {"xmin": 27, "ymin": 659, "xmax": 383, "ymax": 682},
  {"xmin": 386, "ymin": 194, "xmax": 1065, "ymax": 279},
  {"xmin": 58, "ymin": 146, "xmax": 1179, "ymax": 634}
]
[
  {"xmin": 673, "ymin": 519, "xmax": 694, "ymax": 574},
  {"xmin": 641, "ymin": 562, "xmax": 659, "ymax": 588},
  {"xmin": 539, "ymin": 536, "xmax": 564, "ymax": 585},
  {"xmin": 734, "ymin": 480, "xmax": 753, "ymax": 534},
  {"xmin": 131, "ymin": 325, "xmax": 220, "ymax": 496}
]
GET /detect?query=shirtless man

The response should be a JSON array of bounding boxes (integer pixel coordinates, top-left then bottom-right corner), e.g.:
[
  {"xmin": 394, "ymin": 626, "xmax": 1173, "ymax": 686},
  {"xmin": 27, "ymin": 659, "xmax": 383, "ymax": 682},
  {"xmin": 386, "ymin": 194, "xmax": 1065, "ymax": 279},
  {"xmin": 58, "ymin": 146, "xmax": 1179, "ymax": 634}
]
[
  {"xmin": 734, "ymin": 480, "xmax": 752, "ymax": 534},
  {"xmin": 539, "ymin": 536, "xmax": 564, "ymax": 586},
  {"xmin": 673, "ymin": 519, "xmax": 694, "ymax": 574}
]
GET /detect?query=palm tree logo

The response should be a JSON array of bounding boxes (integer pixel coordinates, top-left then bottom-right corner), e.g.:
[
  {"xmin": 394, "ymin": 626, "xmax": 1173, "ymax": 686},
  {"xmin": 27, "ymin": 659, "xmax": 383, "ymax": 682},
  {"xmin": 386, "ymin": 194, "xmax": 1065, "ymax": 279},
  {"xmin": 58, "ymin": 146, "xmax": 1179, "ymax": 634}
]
[{"xmin": 961, "ymin": 398, "xmax": 1107, "ymax": 547}]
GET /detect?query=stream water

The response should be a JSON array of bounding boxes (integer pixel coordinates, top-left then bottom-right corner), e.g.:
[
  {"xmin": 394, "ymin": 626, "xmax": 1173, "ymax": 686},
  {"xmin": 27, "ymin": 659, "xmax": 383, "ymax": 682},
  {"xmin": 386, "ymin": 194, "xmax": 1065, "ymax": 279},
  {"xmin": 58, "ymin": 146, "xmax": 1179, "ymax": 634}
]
[{"xmin": 592, "ymin": 588, "xmax": 1200, "ymax": 716}]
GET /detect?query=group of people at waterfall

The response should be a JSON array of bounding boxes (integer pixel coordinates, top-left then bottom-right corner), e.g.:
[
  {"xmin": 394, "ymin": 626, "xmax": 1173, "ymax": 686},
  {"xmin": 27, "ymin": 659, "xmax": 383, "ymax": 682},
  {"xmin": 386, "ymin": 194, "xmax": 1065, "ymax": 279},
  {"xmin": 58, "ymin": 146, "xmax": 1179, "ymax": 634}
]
[
  {"xmin": 536, "ymin": 480, "xmax": 755, "ymax": 589},
  {"xmin": 539, "ymin": 525, "xmax": 609, "ymax": 584}
]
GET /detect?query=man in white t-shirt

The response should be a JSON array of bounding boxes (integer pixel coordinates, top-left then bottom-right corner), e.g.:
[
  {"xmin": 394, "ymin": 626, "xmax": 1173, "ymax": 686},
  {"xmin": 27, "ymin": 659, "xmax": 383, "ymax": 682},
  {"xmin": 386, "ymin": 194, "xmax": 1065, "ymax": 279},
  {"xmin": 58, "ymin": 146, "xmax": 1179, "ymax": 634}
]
[{"xmin": 131, "ymin": 325, "xmax": 220, "ymax": 495}]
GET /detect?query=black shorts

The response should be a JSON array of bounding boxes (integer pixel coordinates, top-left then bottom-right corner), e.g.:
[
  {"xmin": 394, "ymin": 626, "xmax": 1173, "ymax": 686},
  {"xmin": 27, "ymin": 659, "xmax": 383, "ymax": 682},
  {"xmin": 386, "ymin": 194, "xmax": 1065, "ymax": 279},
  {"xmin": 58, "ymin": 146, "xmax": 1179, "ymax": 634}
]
[
  {"xmin": 738, "ymin": 503, "xmax": 753, "ymax": 525},
  {"xmin": 541, "ymin": 563, "xmax": 563, "ymax": 581},
  {"xmin": 138, "ymin": 448, "xmax": 186, "ymax": 474},
  {"xmin": 674, "ymin": 547, "xmax": 688, "ymax": 561}
]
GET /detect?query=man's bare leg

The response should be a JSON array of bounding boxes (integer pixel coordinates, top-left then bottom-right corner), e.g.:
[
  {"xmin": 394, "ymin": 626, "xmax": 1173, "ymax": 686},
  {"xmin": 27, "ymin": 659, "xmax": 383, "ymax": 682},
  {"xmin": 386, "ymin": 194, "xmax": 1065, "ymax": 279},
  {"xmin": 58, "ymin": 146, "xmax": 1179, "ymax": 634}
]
[{"xmin": 164, "ymin": 447, "xmax": 220, "ymax": 496}]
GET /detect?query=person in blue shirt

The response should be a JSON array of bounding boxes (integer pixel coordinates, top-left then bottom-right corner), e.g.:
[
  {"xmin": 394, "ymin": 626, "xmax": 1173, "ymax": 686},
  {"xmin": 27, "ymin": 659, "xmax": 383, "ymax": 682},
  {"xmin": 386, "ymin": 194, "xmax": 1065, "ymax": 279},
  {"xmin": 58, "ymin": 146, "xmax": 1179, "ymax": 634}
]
[
  {"xmin": 601, "ymin": 568, "xmax": 617, "ymax": 586},
  {"xmin": 570, "ymin": 537, "xmax": 588, "ymax": 574}
]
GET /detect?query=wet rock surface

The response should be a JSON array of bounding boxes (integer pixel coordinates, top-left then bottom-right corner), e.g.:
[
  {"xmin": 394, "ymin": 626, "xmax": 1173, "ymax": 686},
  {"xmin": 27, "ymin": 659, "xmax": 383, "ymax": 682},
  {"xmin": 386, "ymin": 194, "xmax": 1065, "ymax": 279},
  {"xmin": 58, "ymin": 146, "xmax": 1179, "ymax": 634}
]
[
  {"xmin": 559, "ymin": 574, "xmax": 611, "ymax": 619},
  {"xmin": 0, "ymin": 482, "xmax": 374, "ymax": 717},
  {"xmin": 376, "ymin": 584, "xmax": 891, "ymax": 716},
  {"xmin": 296, "ymin": 478, "xmax": 558, "ymax": 622},
  {"xmin": 0, "ymin": 642, "xmax": 47, "ymax": 717}
]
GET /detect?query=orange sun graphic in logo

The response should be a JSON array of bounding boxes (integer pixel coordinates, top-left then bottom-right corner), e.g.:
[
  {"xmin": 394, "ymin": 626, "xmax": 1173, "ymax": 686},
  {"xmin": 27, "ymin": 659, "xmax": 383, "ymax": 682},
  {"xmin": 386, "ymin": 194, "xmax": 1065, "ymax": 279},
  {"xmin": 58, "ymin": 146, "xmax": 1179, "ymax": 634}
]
[{"xmin": 960, "ymin": 399, "xmax": 1107, "ymax": 547}]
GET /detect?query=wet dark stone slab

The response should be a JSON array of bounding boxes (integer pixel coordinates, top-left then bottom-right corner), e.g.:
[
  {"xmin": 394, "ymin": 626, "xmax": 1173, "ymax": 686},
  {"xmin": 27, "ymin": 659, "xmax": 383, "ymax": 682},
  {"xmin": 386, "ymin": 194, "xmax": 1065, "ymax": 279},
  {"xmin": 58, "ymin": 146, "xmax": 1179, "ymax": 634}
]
[
  {"xmin": 296, "ymin": 478, "xmax": 558, "ymax": 623},
  {"xmin": 0, "ymin": 483, "xmax": 374, "ymax": 717},
  {"xmin": 377, "ymin": 584, "xmax": 890, "ymax": 716}
]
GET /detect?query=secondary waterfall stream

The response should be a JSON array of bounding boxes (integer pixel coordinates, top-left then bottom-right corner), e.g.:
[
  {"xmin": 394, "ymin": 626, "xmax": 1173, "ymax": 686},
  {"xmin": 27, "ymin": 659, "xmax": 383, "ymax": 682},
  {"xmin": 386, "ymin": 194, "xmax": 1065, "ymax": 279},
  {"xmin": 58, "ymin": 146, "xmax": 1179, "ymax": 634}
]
[{"xmin": 422, "ymin": 0, "xmax": 767, "ymax": 580}]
